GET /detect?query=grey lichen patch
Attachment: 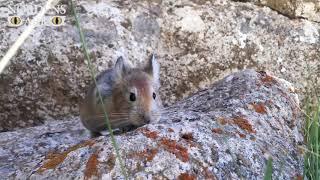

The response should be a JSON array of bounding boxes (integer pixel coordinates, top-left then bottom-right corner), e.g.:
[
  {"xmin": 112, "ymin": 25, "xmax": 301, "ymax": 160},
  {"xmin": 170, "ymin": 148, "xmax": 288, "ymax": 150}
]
[{"xmin": 133, "ymin": 14, "xmax": 160, "ymax": 42}]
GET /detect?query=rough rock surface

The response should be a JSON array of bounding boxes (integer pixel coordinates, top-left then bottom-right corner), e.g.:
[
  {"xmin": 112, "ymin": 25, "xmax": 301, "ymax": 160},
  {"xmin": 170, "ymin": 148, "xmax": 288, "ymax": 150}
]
[
  {"xmin": 0, "ymin": 0, "xmax": 319, "ymax": 131},
  {"xmin": 0, "ymin": 70, "xmax": 304, "ymax": 179},
  {"xmin": 239, "ymin": 0, "xmax": 320, "ymax": 22}
]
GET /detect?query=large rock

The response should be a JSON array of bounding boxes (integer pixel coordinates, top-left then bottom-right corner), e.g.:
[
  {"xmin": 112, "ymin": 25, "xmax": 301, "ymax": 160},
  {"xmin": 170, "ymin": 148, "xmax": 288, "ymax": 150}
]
[
  {"xmin": 0, "ymin": 70, "xmax": 304, "ymax": 179},
  {"xmin": 0, "ymin": 0, "xmax": 319, "ymax": 131}
]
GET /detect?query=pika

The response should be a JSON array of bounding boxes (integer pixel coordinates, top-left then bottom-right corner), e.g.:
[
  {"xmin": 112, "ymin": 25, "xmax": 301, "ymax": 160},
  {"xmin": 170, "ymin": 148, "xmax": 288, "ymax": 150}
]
[{"xmin": 80, "ymin": 54, "xmax": 162, "ymax": 137}]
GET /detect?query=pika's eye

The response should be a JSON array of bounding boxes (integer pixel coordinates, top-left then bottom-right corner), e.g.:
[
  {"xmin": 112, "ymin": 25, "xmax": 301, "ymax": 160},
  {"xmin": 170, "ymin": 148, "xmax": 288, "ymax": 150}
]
[
  {"xmin": 152, "ymin": 92, "xmax": 156, "ymax": 99},
  {"xmin": 129, "ymin": 93, "xmax": 136, "ymax": 101}
]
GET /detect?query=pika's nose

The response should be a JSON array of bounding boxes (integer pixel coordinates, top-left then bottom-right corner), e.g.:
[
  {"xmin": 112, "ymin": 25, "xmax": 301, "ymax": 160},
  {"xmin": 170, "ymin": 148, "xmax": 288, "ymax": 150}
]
[{"xmin": 143, "ymin": 115, "xmax": 151, "ymax": 124}]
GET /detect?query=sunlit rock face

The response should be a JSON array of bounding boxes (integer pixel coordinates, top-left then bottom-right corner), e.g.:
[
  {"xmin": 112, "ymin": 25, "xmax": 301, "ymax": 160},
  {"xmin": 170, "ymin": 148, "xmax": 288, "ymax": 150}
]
[
  {"xmin": 233, "ymin": 0, "xmax": 320, "ymax": 22},
  {"xmin": 0, "ymin": 70, "xmax": 304, "ymax": 179},
  {"xmin": 0, "ymin": 0, "xmax": 319, "ymax": 131}
]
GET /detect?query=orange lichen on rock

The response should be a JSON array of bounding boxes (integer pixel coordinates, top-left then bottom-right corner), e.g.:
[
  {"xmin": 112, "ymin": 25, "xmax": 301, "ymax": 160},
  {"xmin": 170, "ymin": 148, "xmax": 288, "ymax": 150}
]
[
  {"xmin": 37, "ymin": 152, "xmax": 67, "ymax": 173},
  {"xmin": 217, "ymin": 117, "xmax": 228, "ymax": 125},
  {"xmin": 259, "ymin": 71, "xmax": 277, "ymax": 86},
  {"xmin": 178, "ymin": 172, "xmax": 196, "ymax": 180},
  {"xmin": 236, "ymin": 131, "xmax": 246, "ymax": 138},
  {"xmin": 212, "ymin": 128, "xmax": 223, "ymax": 134},
  {"xmin": 160, "ymin": 138, "xmax": 189, "ymax": 162},
  {"xmin": 216, "ymin": 116, "xmax": 256, "ymax": 135},
  {"xmin": 37, "ymin": 140, "xmax": 95, "ymax": 173},
  {"xmin": 251, "ymin": 102, "xmax": 267, "ymax": 114},
  {"xmin": 261, "ymin": 75, "xmax": 274, "ymax": 83},
  {"xmin": 296, "ymin": 175, "xmax": 303, "ymax": 180},
  {"xmin": 233, "ymin": 117, "xmax": 256, "ymax": 133},
  {"xmin": 140, "ymin": 128, "xmax": 159, "ymax": 139},
  {"xmin": 84, "ymin": 153, "xmax": 99, "ymax": 180},
  {"xmin": 145, "ymin": 149, "xmax": 158, "ymax": 161},
  {"xmin": 202, "ymin": 167, "xmax": 216, "ymax": 180},
  {"xmin": 130, "ymin": 148, "xmax": 159, "ymax": 162}
]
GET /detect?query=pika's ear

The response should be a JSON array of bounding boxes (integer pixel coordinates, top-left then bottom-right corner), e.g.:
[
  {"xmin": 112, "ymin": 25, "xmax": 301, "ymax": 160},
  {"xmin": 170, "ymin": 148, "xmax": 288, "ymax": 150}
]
[
  {"xmin": 144, "ymin": 53, "xmax": 160, "ymax": 86},
  {"xmin": 114, "ymin": 56, "xmax": 131, "ymax": 79}
]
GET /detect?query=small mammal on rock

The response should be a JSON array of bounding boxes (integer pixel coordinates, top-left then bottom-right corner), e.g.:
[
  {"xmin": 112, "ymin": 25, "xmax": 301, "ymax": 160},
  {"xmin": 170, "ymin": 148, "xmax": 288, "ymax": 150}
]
[{"xmin": 80, "ymin": 54, "xmax": 162, "ymax": 137}]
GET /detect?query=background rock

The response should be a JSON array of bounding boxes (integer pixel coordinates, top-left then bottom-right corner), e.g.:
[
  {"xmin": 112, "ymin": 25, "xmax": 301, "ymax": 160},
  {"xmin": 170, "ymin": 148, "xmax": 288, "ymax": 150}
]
[
  {"xmin": 0, "ymin": 0, "xmax": 319, "ymax": 131},
  {"xmin": 0, "ymin": 70, "xmax": 304, "ymax": 179},
  {"xmin": 237, "ymin": 0, "xmax": 320, "ymax": 22}
]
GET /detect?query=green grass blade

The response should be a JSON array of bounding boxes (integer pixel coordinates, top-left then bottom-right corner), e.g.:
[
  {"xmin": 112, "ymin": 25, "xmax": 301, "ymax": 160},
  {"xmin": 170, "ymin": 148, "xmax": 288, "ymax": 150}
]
[
  {"xmin": 315, "ymin": 100, "xmax": 319, "ymax": 179},
  {"xmin": 304, "ymin": 98, "xmax": 320, "ymax": 180},
  {"xmin": 264, "ymin": 157, "xmax": 273, "ymax": 180},
  {"xmin": 70, "ymin": 1, "xmax": 128, "ymax": 178}
]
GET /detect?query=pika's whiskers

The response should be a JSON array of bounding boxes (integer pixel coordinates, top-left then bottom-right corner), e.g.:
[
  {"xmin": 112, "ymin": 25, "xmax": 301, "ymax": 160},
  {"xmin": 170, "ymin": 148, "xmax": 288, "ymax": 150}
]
[{"xmin": 80, "ymin": 53, "xmax": 162, "ymax": 137}]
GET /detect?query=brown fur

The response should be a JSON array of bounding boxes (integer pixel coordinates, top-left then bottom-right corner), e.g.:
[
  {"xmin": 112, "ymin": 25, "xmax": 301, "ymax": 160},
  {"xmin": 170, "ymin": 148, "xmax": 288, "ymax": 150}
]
[{"xmin": 80, "ymin": 56, "xmax": 161, "ymax": 137}]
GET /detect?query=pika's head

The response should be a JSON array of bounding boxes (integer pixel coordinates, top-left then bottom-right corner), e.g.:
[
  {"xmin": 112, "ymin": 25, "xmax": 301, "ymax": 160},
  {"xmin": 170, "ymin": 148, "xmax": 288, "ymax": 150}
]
[{"xmin": 112, "ymin": 54, "xmax": 162, "ymax": 126}]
